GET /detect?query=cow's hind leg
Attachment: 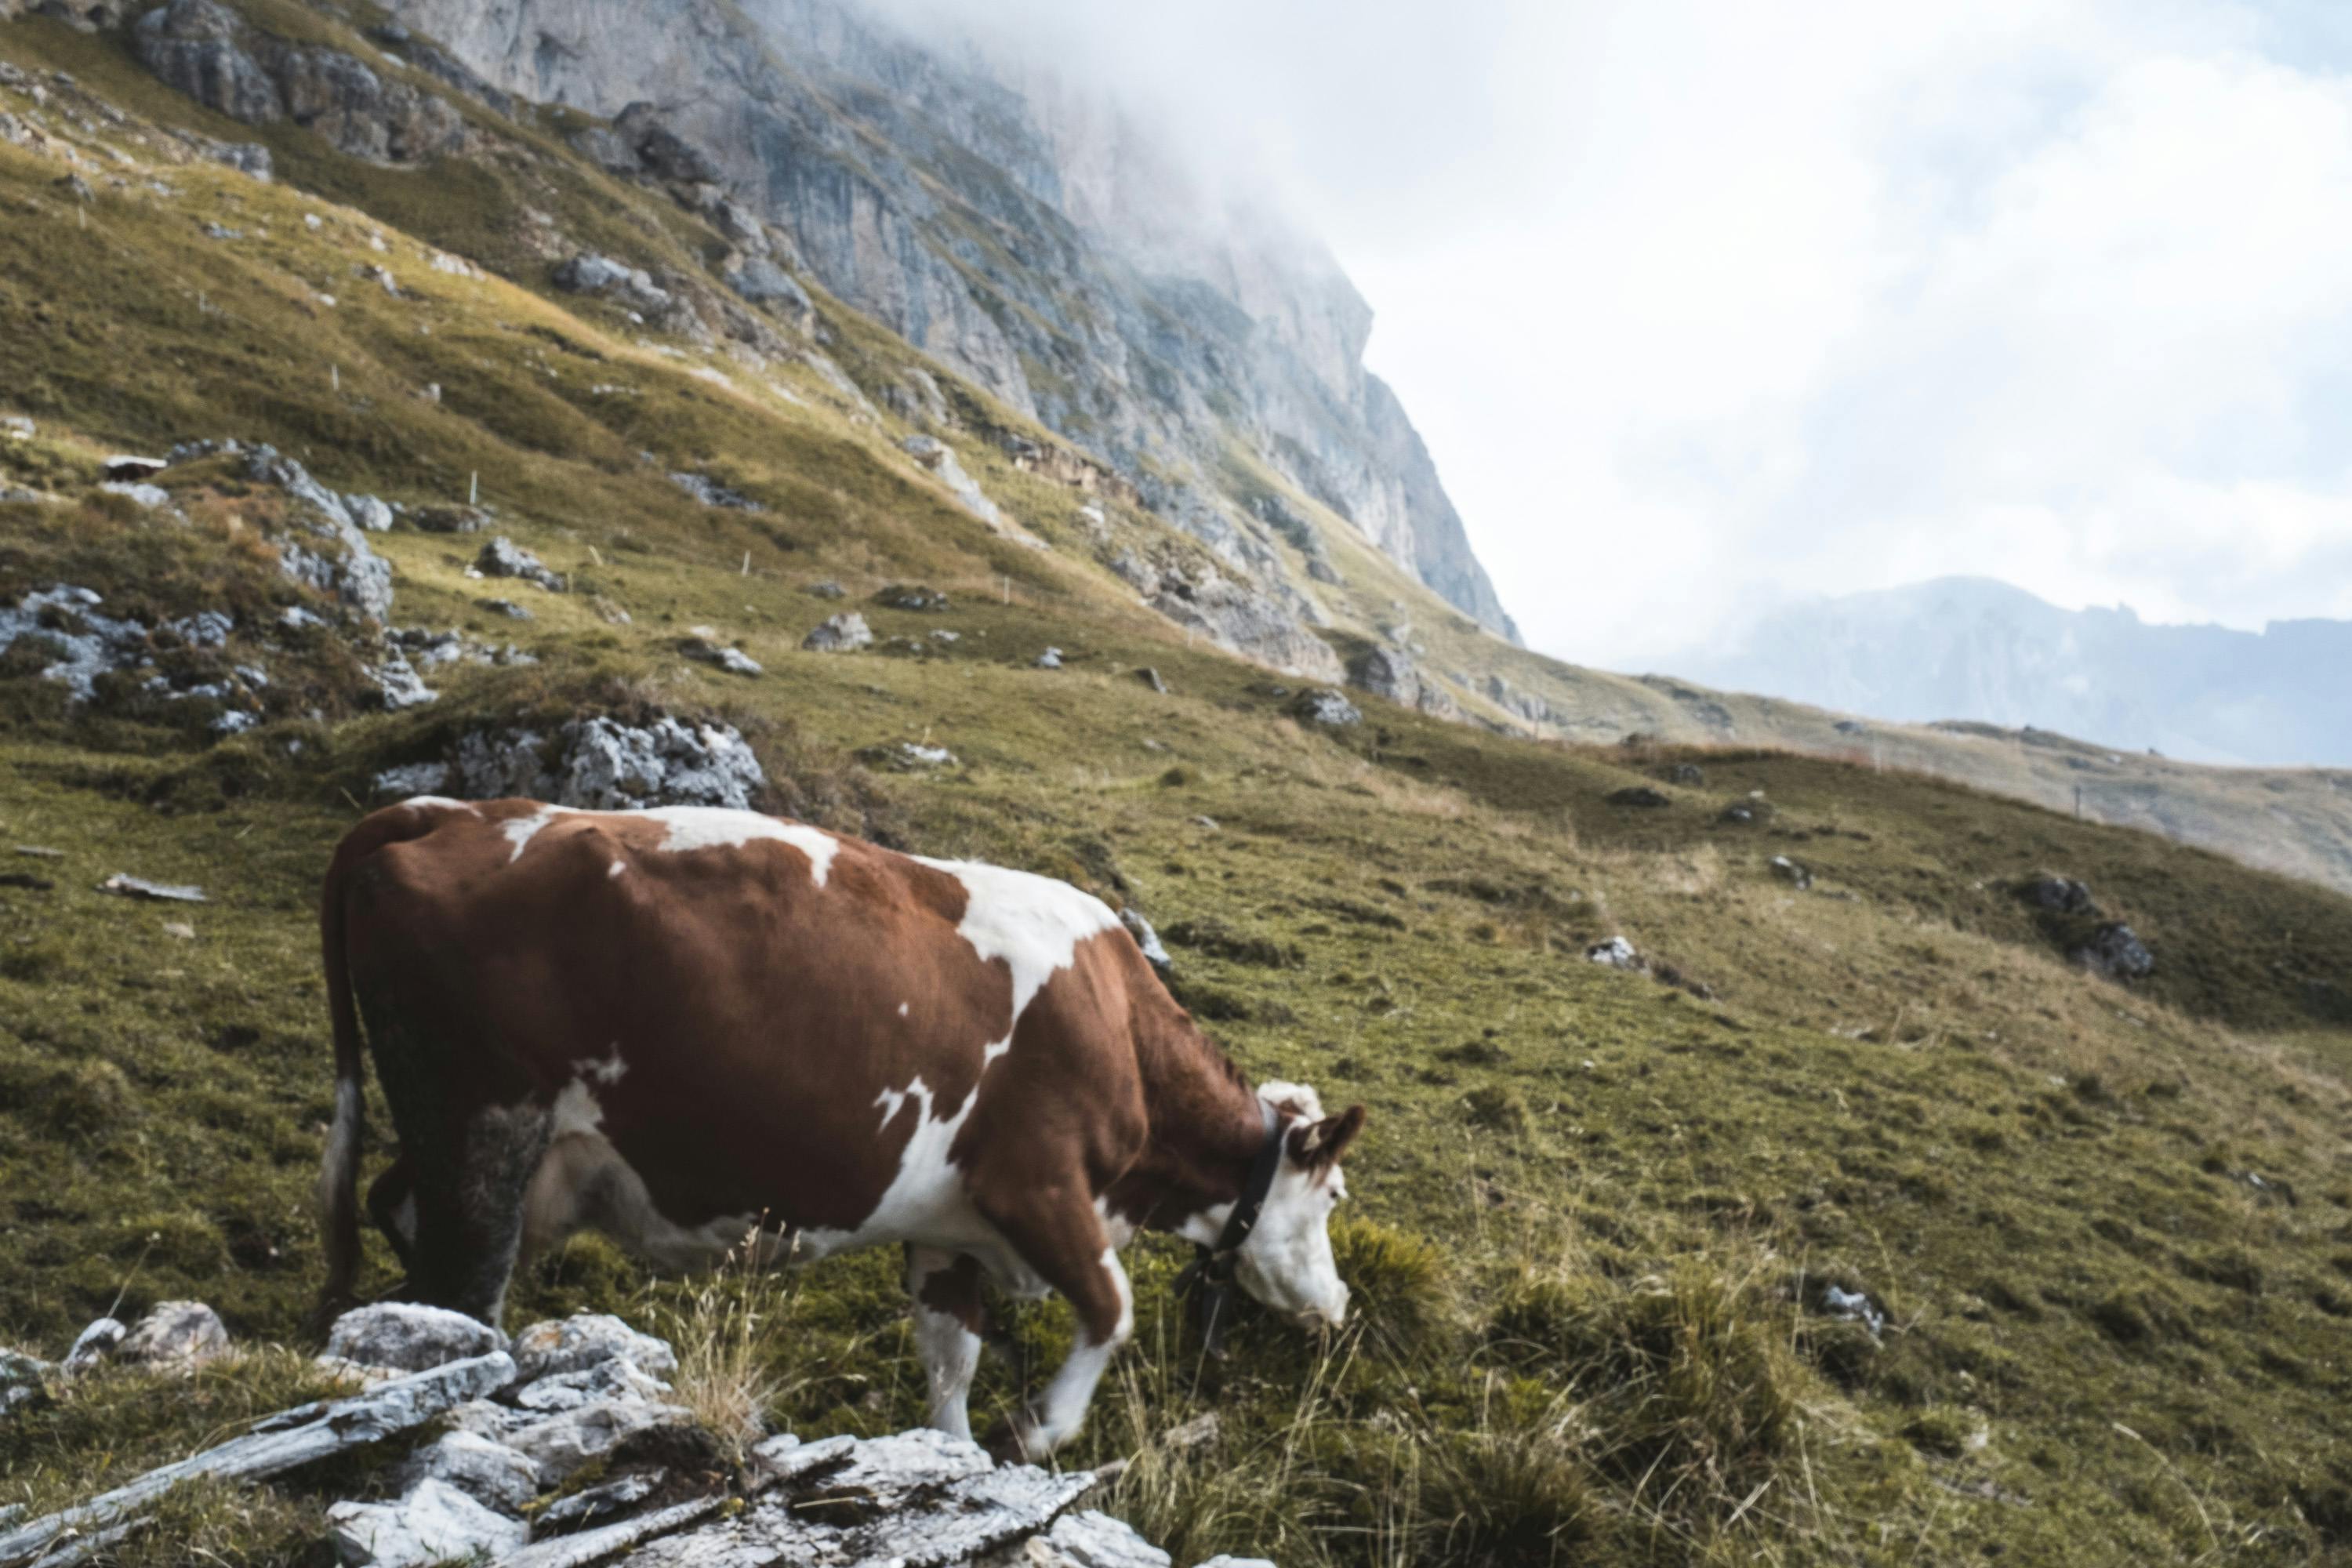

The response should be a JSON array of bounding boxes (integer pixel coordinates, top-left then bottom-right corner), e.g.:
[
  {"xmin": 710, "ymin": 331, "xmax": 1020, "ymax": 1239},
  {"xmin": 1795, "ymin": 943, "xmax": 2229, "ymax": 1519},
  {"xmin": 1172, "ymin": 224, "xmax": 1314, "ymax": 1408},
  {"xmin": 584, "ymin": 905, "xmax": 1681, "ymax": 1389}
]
[
  {"xmin": 973, "ymin": 1197, "xmax": 1132, "ymax": 1458},
  {"xmin": 402, "ymin": 1098, "xmax": 548, "ymax": 1325},
  {"xmin": 365, "ymin": 1154, "xmax": 417, "ymax": 1276},
  {"xmin": 907, "ymin": 1246, "xmax": 986, "ymax": 1440}
]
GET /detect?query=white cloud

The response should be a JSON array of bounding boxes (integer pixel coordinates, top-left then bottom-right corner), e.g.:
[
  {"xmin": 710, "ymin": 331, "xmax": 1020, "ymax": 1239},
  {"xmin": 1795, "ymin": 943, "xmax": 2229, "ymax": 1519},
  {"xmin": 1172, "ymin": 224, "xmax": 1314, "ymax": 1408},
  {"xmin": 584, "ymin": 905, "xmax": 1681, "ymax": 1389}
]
[
  {"xmin": 1339, "ymin": 1, "xmax": 2352, "ymax": 665},
  {"xmin": 863, "ymin": 0, "xmax": 2352, "ymax": 665}
]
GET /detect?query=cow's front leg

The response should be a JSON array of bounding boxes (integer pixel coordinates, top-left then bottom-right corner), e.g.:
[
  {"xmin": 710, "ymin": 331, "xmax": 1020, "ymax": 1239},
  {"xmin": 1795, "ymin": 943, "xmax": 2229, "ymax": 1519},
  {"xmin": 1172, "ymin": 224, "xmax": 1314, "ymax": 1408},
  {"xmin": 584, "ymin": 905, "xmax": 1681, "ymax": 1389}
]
[
  {"xmin": 906, "ymin": 1245, "xmax": 985, "ymax": 1441},
  {"xmin": 974, "ymin": 1193, "xmax": 1132, "ymax": 1458}
]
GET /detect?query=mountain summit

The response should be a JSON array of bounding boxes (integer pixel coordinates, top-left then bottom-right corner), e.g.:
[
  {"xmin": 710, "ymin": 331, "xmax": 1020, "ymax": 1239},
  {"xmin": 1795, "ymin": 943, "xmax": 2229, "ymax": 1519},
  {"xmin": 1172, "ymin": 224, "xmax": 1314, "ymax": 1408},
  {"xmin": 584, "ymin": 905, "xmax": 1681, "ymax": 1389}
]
[
  {"xmin": 385, "ymin": 0, "xmax": 1519, "ymax": 645},
  {"xmin": 1672, "ymin": 576, "xmax": 2352, "ymax": 768}
]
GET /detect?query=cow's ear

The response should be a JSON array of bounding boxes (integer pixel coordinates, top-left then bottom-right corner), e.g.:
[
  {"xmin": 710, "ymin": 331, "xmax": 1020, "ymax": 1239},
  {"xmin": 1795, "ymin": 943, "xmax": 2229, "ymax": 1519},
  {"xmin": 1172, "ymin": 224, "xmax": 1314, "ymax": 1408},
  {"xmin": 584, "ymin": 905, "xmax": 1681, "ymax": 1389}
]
[{"xmin": 1288, "ymin": 1104, "xmax": 1367, "ymax": 1171}]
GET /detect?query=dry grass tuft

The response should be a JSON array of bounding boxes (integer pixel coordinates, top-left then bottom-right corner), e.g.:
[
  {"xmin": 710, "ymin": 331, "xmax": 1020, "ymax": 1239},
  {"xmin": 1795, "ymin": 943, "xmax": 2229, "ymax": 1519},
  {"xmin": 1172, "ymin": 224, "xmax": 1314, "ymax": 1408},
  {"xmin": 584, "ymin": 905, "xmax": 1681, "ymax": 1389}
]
[{"xmin": 652, "ymin": 1230, "xmax": 801, "ymax": 1468}]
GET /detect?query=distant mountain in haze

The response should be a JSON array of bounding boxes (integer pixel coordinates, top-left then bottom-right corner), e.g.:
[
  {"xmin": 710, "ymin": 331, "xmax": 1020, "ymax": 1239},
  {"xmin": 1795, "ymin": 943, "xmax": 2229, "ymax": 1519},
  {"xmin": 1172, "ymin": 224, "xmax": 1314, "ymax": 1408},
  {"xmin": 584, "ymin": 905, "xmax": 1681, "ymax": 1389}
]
[{"xmin": 1671, "ymin": 578, "xmax": 2352, "ymax": 767}]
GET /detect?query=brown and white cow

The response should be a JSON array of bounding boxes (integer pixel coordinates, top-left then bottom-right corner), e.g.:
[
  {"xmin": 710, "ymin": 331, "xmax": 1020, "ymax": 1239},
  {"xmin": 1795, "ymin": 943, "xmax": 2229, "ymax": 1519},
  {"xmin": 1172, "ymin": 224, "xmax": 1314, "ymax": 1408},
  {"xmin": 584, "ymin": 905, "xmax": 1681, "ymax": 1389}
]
[{"xmin": 316, "ymin": 797, "xmax": 1365, "ymax": 1454}]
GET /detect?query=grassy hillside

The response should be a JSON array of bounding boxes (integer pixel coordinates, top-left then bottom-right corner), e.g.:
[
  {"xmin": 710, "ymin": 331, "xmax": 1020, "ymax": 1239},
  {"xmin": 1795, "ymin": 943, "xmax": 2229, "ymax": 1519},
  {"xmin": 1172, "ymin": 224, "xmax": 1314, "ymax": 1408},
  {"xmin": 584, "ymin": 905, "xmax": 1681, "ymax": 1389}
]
[{"xmin": 5, "ymin": 11, "xmax": 2352, "ymax": 1565}]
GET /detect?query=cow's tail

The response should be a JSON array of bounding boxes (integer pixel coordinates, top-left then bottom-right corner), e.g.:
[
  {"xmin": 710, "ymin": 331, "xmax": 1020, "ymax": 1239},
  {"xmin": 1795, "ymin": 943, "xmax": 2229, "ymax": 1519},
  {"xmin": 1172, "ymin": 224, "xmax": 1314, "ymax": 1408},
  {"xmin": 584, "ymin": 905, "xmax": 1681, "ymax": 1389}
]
[
  {"xmin": 312, "ymin": 807, "xmax": 438, "ymax": 1330},
  {"xmin": 315, "ymin": 846, "xmax": 368, "ymax": 1319}
]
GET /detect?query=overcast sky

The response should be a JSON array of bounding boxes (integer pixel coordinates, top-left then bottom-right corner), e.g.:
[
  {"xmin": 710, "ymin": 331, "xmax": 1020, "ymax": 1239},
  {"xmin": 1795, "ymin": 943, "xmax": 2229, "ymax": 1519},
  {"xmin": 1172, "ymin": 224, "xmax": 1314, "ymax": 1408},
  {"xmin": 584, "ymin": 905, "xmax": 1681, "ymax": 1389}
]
[{"xmin": 886, "ymin": 0, "xmax": 2352, "ymax": 669}]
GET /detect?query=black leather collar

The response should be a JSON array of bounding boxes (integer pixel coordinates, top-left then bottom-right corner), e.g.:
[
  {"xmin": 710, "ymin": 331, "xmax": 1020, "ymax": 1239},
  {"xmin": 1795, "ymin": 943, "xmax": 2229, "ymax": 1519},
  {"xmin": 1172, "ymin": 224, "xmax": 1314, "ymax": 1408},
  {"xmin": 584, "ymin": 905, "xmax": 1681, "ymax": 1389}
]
[{"xmin": 1178, "ymin": 1100, "xmax": 1284, "ymax": 1355}]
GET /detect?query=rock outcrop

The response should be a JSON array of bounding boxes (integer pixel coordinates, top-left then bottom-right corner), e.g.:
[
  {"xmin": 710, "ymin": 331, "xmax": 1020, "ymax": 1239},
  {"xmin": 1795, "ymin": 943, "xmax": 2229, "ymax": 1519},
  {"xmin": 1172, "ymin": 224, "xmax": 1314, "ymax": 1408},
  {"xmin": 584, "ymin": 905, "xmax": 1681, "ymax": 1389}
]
[
  {"xmin": 373, "ymin": 714, "xmax": 768, "ymax": 811},
  {"xmin": 132, "ymin": 0, "xmax": 471, "ymax": 163},
  {"xmin": 3, "ymin": 1305, "xmax": 1234, "ymax": 1568}
]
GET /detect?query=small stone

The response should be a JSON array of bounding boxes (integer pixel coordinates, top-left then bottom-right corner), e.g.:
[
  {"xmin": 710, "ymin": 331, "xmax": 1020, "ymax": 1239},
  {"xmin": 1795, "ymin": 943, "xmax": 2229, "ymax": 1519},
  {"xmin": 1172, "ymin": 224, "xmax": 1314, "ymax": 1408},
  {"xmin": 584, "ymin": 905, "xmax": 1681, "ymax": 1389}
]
[
  {"xmin": 474, "ymin": 537, "xmax": 565, "ymax": 592},
  {"xmin": 1288, "ymin": 688, "xmax": 1360, "ymax": 727},
  {"xmin": 1606, "ymin": 786, "xmax": 1671, "ymax": 808},
  {"xmin": 2073, "ymin": 922, "xmax": 2154, "ymax": 982},
  {"xmin": 118, "ymin": 1301, "xmax": 229, "ymax": 1368},
  {"xmin": 100, "ymin": 874, "xmax": 206, "ymax": 903},
  {"xmin": 802, "ymin": 612, "xmax": 873, "ymax": 652},
  {"xmin": 1769, "ymin": 856, "xmax": 1813, "ymax": 891},
  {"xmin": 326, "ymin": 1302, "xmax": 507, "ymax": 1374},
  {"xmin": 162, "ymin": 920, "xmax": 195, "ymax": 940},
  {"xmin": 856, "ymin": 740, "xmax": 957, "ymax": 772},
  {"xmin": 62, "ymin": 1317, "xmax": 124, "ymax": 1374},
  {"xmin": 510, "ymin": 1313, "xmax": 678, "ymax": 1383},
  {"xmin": 682, "ymin": 637, "xmax": 763, "ymax": 677},
  {"xmin": 806, "ymin": 580, "xmax": 846, "ymax": 599},
  {"xmin": 1120, "ymin": 908, "xmax": 1171, "ymax": 975},
  {"xmin": 1133, "ymin": 666, "xmax": 1168, "ymax": 695},
  {"xmin": 1586, "ymin": 936, "xmax": 1642, "ymax": 971},
  {"xmin": 873, "ymin": 583, "xmax": 949, "ymax": 612},
  {"xmin": 102, "ymin": 455, "xmax": 166, "ymax": 481},
  {"xmin": 477, "ymin": 597, "xmax": 532, "ymax": 620},
  {"xmin": 1034, "ymin": 647, "xmax": 1063, "ymax": 669},
  {"xmin": 1, "ymin": 1349, "xmax": 52, "ymax": 1416}
]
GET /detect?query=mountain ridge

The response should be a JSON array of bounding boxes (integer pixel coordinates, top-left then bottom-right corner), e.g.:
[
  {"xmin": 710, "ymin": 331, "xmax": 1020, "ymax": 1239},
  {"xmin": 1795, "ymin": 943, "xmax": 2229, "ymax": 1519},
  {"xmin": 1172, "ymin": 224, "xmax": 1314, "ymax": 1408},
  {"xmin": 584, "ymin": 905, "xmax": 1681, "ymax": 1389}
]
[{"xmin": 1671, "ymin": 573, "xmax": 2352, "ymax": 768}]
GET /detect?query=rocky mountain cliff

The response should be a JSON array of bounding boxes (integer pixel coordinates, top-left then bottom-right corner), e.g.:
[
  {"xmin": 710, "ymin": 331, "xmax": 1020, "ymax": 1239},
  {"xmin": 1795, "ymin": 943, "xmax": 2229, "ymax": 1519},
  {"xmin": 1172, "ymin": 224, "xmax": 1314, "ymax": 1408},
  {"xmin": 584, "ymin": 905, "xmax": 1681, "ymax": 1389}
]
[
  {"xmin": 1672, "ymin": 576, "xmax": 2352, "ymax": 768},
  {"xmin": 383, "ymin": 0, "xmax": 1519, "ymax": 644}
]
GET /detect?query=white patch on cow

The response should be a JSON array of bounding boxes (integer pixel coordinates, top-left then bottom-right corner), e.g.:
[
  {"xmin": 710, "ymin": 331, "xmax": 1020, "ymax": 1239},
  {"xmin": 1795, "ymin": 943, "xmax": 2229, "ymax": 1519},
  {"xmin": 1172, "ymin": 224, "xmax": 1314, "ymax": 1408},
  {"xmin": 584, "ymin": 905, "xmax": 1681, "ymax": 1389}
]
[
  {"xmin": 898, "ymin": 1001, "xmax": 910, "ymax": 1018},
  {"xmin": 1018, "ymin": 1247, "xmax": 1132, "ymax": 1457},
  {"xmin": 802, "ymin": 1077, "xmax": 993, "ymax": 1264},
  {"xmin": 1234, "ymin": 1151, "xmax": 1351, "ymax": 1328},
  {"xmin": 524, "ymin": 1074, "xmax": 762, "ymax": 1271},
  {"xmin": 1093, "ymin": 1196, "xmax": 1139, "ymax": 1250},
  {"xmin": 498, "ymin": 804, "xmax": 833, "ymax": 887},
  {"xmin": 647, "ymin": 807, "xmax": 837, "ymax": 886},
  {"xmin": 504, "ymin": 804, "xmax": 567, "ymax": 862},
  {"xmin": 907, "ymin": 1246, "xmax": 982, "ymax": 1441},
  {"xmin": 1256, "ymin": 1080, "xmax": 1325, "ymax": 1121},
  {"xmin": 401, "ymin": 795, "xmax": 476, "ymax": 815},
  {"xmin": 913, "ymin": 855, "xmax": 1121, "ymax": 1070},
  {"xmin": 608, "ymin": 860, "xmax": 627, "ymax": 878},
  {"xmin": 573, "ymin": 1046, "xmax": 627, "ymax": 1086}
]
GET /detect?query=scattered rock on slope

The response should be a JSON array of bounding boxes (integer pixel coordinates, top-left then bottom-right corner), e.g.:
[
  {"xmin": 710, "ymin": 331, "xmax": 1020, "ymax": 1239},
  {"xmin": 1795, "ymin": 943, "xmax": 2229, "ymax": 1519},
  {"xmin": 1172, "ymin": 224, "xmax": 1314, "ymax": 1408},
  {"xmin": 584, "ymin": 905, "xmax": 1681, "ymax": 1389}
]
[
  {"xmin": 2074, "ymin": 921, "xmax": 2154, "ymax": 981},
  {"xmin": 373, "ymin": 715, "xmax": 767, "ymax": 811},
  {"xmin": 2019, "ymin": 874, "xmax": 2097, "ymax": 915},
  {"xmin": 802, "ymin": 612, "xmax": 873, "ymax": 652},
  {"xmin": 1289, "ymin": 688, "xmax": 1361, "ymax": 728}
]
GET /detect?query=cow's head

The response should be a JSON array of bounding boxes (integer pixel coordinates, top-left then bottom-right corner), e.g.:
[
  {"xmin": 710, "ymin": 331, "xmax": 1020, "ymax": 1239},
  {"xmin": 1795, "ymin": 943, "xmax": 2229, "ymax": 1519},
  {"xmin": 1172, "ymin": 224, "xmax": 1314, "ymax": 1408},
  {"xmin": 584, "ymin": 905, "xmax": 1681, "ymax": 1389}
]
[{"xmin": 1233, "ymin": 1082, "xmax": 1367, "ymax": 1328}]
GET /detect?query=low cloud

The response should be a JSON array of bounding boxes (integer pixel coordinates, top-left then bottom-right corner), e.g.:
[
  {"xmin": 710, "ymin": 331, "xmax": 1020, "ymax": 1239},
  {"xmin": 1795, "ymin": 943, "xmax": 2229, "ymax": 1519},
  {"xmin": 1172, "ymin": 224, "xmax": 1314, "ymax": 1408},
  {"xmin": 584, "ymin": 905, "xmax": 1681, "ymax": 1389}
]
[{"xmin": 862, "ymin": 0, "xmax": 2352, "ymax": 666}]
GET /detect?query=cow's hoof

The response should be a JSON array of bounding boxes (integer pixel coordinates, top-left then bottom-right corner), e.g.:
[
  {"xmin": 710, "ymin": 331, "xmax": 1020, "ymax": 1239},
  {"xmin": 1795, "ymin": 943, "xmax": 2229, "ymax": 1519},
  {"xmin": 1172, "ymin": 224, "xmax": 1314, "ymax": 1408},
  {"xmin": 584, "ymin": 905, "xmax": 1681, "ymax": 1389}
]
[{"xmin": 984, "ymin": 1414, "xmax": 1043, "ymax": 1464}]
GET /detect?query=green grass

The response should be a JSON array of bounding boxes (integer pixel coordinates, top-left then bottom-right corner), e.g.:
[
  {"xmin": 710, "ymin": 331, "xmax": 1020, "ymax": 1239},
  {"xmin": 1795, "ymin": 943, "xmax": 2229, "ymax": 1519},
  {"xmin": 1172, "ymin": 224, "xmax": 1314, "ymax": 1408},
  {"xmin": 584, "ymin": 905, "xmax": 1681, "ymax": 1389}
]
[{"xmin": 2, "ymin": 12, "xmax": 2351, "ymax": 1563}]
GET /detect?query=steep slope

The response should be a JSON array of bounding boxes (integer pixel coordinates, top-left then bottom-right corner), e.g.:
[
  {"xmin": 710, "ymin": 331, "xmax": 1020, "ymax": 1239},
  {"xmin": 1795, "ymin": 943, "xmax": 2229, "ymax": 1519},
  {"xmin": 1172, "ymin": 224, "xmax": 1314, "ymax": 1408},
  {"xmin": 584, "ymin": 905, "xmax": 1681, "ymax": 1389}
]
[
  {"xmin": 4, "ymin": 12, "xmax": 2352, "ymax": 1566},
  {"xmin": 1671, "ymin": 575, "xmax": 2352, "ymax": 768},
  {"xmin": 384, "ymin": 0, "xmax": 1521, "ymax": 643}
]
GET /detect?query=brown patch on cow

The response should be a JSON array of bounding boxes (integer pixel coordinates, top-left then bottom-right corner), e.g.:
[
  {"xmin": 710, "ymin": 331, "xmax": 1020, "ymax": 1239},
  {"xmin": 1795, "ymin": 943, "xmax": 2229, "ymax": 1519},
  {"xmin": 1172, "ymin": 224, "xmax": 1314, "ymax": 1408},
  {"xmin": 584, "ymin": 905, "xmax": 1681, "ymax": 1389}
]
[{"xmin": 916, "ymin": 1250, "xmax": 987, "ymax": 1335}]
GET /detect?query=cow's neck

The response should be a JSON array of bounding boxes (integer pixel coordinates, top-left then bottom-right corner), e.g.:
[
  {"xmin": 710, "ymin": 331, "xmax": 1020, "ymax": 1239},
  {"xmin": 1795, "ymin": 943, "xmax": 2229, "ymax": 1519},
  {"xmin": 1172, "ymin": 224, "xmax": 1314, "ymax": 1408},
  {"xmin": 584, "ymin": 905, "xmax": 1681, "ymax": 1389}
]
[{"xmin": 1116, "ymin": 1018, "xmax": 1273, "ymax": 1239}]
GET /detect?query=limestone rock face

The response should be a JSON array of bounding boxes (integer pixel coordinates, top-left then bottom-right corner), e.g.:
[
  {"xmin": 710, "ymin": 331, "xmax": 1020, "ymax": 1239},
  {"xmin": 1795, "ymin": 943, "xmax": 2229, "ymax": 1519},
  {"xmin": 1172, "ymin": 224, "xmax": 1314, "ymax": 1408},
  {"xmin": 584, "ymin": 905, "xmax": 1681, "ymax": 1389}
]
[
  {"xmin": 133, "ymin": 0, "xmax": 470, "ymax": 162},
  {"xmin": 380, "ymin": 0, "xmax": 1517, "ymax": 642}
]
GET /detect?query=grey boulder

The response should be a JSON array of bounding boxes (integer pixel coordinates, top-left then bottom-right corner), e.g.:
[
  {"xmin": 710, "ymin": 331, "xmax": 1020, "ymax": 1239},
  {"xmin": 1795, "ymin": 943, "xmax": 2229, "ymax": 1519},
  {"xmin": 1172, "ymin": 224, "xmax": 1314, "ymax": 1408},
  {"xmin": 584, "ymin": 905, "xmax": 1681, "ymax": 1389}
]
[
  {"xmin": 118, "ymin": 1301, "xmax": 228, "ymax": 1368},
  {"xmin": 325, "ymin": 1303, "xmax": 506, "ymax": 1374}
]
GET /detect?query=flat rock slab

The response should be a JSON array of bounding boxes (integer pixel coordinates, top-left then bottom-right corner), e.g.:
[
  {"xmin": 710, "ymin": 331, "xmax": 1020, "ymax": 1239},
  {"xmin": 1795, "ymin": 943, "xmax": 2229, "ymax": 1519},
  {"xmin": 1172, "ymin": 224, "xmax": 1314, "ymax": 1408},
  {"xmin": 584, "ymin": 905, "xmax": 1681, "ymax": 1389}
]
[{"xmin": 329, "ymin": 1476, "xmax": 529, "ymax": 1566}]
